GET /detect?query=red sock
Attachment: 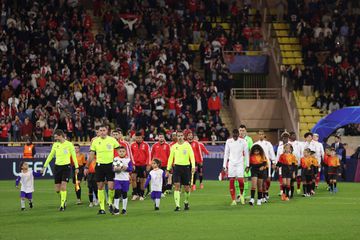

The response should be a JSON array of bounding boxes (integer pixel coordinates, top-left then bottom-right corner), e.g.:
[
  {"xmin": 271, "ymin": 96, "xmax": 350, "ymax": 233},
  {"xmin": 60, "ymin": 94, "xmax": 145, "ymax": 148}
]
[
  {"xmin": 296, "ymin": 177, "xmax": 301, "ymax": 189},
  {"xmin": 229, "ymin": 178, "xmax": 235, "ymax": 200},
  {"xmin": 238, "ymin": 178, "xmax": 244, "ymax": 195},
  {"xmin": 279, "ymin": 175, "xmax": 283, "ymax": 190},
  {"xmin": 266, "ymin": 179, "xmax": 271, "ymax": 191}
]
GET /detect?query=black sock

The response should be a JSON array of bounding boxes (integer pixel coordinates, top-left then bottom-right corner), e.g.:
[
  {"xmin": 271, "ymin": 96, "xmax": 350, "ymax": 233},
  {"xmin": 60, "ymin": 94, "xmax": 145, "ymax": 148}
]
[
  {"xmin": 307, "ymin": 184, "xmax": 311, "ymax": 194},
  {"xmin": 290, "ymin": 186, "xmax": 294, "ymax": 197},
  {"xmin": 199, "ymin": 175, "xmax": 203, "ymax": 184},
  {"xmin": 89, "ymin": 192, "xmax": 93, "ymax": 202},
  {"xmin": 76, "ymin": 187, "xmax": 81, "ymax": 199},
  {"xmin": 312, "ymin": 182, "xmax": 315, "ymax": 191},
  {"xmin": 114, "ymin": 189, "xmax": 121, "ymax": 199},
  {"xmin": 193, "ymin": 173, "xmax": 197, "ymax": 185},
  {"xmin": 166, "ymin": 184, "xmax": 172, "ymax": 191},
  {"xmin": 251, "ymin": 189, "xmax": 255, "ymax": 199},
  {"xmin": 303, "ymin": 184, "xmax": 307, "ymax": 194},
  {"xmin": 334, "ymin": 182, "xmax": 337, "ymax": 188},
  {"xmin": 330, "ymin": 183, "xmax": 334, "ymax": 191},
  {"xmin": 257, "ymin": 191, "xmax": 262, "ymax": 200},
  {"xmin": 132, "ymin": 187, "xmax": 137, "ymax": 196},
  {"xmin": 282, "ymin": 185, "xmax": 286, "ymax": 194}
]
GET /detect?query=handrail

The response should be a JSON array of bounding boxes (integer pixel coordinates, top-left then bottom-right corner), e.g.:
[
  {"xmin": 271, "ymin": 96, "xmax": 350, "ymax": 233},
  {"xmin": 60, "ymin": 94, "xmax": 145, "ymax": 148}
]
[{"xmin": 231, "ymin": 88, "xmax": 282, "ymax": 99}]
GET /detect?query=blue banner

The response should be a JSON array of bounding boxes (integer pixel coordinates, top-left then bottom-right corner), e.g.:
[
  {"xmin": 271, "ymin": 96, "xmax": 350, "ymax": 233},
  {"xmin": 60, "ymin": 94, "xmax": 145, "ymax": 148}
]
[
  {"xmin": 312, "ymin": 107, "xmax": 360, "ymax": 141},
  {"xmin": 227, "ymin": 55, "xmax": 268, "ymax": 74}
]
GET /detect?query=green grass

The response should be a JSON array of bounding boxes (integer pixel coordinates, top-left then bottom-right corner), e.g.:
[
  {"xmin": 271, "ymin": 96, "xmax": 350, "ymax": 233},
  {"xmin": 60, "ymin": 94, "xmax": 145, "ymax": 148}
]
[{"xmin": 1, "ymin": 180, "xmax": 360, "ymax": 240}]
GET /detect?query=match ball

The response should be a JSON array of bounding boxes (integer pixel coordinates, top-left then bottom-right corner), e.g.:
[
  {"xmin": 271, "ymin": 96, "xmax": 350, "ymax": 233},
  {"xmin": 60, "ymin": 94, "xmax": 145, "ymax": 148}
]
[{"xmin": 113, "ymin": 157, "xmax": 123, "ymax": 168}]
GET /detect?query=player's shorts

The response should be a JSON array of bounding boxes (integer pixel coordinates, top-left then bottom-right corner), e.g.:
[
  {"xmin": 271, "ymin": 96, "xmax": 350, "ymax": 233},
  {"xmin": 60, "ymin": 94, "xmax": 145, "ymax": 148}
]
[
  {"xmin": 173, "ymin": 165, "xmax": 191, "ymax": 185},
  {"xmin": 20, "ymin": 191, "xmax": 33, "ymax": 199},
  {"xmin": 328, "ymin": 167, "xmax": 338, "ymax": 175},
  {"xmin": 301, "ymin": 168, "xmax": 313, "ymax": 179},
  {"xmin": 54, "ymin": 164, "xmax": 71, "ymax": 184},
  {"xmin": 281, "ymin": 165, "xmax": 292, "ymax": 178},
  {"xmin": 250, "ymin": 164, "xmax": 264, "ymax": 179},
  {"xmin": 228, "ymin": 162, "xmax": 244, "ymax": 178},
  {"xmin": 72, "ymin": 166, "xmax": 84, "ymax": 184},
  {"xmin": 95, "ymin": 163, "xmax": 114, "ymax": 182},
  {"xmin": 114, "ymin": 180, "xmax": 130, "ymax": 192},
  {"xmin": 151, "ymin": 191, "xmax": 162, "ymax": 200},
  {"xmin": 329, "ymin": 174, "xmax": 337, "ymax": 180},
  {"xmin": 133, "ymin": 165, "xmax": 147, "ymax": 178}
]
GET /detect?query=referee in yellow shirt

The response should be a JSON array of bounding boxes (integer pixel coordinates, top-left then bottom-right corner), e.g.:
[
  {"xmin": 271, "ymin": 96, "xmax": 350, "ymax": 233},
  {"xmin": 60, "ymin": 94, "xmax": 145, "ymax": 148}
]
[
  {"xmin": 84, "ymin": 125, "xmax": 120, "ymax": 215},
  {"xmin": 167, "ymin": 130, "xmax": 195, "ymax": 211},
  {"xmin": 42, "ymin": 129, "xmax": 79, "ymax": 211}
]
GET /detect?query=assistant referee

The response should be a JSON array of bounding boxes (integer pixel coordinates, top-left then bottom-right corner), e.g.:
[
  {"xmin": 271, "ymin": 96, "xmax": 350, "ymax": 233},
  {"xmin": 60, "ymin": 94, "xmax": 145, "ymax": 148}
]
[
  {"xmin": 42, "ymin": 129, "xmax": 79, "ymax": 211},
  {"xmin": 167, "ymin": 130, "xmax": 195, "ymax": 211}
]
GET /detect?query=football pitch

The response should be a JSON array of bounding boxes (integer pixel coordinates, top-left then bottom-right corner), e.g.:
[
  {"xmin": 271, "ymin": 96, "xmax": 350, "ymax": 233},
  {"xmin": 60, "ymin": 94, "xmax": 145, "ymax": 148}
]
[{"xmin": 1, "ymin": 180, "xmax": 359, "ymax": 240}]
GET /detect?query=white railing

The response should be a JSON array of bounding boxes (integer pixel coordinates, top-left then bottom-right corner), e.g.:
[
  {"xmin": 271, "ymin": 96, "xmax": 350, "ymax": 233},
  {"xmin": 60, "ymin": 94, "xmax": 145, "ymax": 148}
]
[{"xmin": 231, "ymin": 88, "xmax": 282, "ymax": 99}]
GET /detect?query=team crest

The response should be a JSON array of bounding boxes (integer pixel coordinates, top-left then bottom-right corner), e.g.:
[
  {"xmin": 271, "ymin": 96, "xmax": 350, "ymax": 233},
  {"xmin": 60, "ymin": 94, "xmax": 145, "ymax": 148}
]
[
  {"xmin": 63, "ymin": 149, "xmax": 68, "ymax": 154},
  {"xmin": 107, "ymin": 144, "xmax": 112, "ymax": 150},
  {"xmin": 183, "ymin": 150, "xmax": 187, "ymax": 155}
]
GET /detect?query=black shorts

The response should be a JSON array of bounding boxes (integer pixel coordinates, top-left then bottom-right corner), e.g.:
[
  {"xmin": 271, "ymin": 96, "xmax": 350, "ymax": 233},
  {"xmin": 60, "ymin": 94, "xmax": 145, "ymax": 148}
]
[
  {"xmin": 173, "ymin": 165, "xmax": 191, "ymax": 186},
  {"xmin": 95, "ymin": 163, "xmax": 114, "ymax": 182},
  {"xmin": 281, "ymin": 165, "xmax": 292, "ymax": 178},
  {"xmin": 72, "ymin": 166, "xmax": 84, "ymax": 184},
  {"xmin": 250, "ymin": 164, "xmax": 264, "ymax": 179},
  {"xmin": 329, "ymin": 174, "xmax": 337, "ymax": 180},
  {"xmin": 301, "ymin": 168, "xmax": 313, "ymax": 179},
  {"xmin": 133, "ymin": 165, "xmax": 147, "ymax": 178},
  {"xmin": 54, "ymin": 164, "xmax": 71, "ymax": 184},
  {"xmin": 328, "ymin": 167, "xmax": 338, "ymax": 175}
]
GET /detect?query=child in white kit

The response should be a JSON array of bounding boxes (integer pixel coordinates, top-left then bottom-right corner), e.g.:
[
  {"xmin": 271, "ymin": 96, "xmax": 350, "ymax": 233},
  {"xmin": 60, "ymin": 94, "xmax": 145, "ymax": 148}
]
[
  {"xmin": 144, "ymin": 159, "xmax": 166, "ymax": 210},
  {"xmin": 15, "ymin": 162, "xmax": 42, "ymax": 211},
  {"xmin": 113, "ymin": 146, "xmax": 133, "ymax": 215}
]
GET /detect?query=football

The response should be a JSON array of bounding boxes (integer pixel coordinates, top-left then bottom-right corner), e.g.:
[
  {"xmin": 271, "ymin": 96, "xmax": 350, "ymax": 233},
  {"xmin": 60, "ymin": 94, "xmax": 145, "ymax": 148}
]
[{"xmin": 113, "ymin": 157, "xmax": 123, "ymax": 168}]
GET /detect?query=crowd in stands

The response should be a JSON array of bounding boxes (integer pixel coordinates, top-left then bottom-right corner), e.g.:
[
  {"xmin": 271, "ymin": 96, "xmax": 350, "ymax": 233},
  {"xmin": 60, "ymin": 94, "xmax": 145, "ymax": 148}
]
[
  {"xmin": 283, "ymin": 0, "xmax": 359, "ymax": 135},
  {"xmin": 0, "ymin": 0, "xmax": 265, "ymax": 143}
]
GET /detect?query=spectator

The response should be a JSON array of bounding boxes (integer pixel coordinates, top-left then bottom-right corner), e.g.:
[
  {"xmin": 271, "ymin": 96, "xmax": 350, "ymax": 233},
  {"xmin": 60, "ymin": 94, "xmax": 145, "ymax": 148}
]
[
  {"xmin": 20, "ymin": 118, "xmax": 33, "ymax": 141},
  {"xmin": 208, "ymin": 92, "xmax": 221, "ymax": 114}
]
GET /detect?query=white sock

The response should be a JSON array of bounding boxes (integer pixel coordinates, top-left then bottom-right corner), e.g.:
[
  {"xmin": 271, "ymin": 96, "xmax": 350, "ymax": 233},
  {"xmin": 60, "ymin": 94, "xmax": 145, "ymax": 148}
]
[
  {"xmin": 122, "ymin": 198, "xmax": 128, "ymax": 210},
  {"xmin": 21, "ymin": 199, "xmax": 25, "ymax": 208},
  {"xmin": 155, "ymin": 199, "xmax": 160, "ymax": 207},
  {"xmin": 114, "ymin": 198, "xmax": 120, "ymax": 210}
]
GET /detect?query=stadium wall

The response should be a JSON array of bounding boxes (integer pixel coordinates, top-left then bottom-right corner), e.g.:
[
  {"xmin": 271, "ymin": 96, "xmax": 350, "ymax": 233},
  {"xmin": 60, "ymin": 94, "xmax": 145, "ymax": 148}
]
[{"xmin": 230, "ymin": 99, "xmax": 284, "ymax": 129}]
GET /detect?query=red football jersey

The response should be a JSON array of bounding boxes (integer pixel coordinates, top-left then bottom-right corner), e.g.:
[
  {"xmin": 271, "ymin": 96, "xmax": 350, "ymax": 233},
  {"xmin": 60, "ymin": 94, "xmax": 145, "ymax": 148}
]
[
  {"xmin": 151, "ymin": 142, "xmax": 171, "ymax": 167},
  {"xmin": 130, "ymin": 141, "xmax": 151, "ymax": 166}
]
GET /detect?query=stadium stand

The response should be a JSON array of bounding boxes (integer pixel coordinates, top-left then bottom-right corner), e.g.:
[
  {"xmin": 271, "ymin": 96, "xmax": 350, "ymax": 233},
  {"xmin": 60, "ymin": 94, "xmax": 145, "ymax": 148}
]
[{"xmin": 0, "ymin": 0, "xmax": 266, "ymax": 142}]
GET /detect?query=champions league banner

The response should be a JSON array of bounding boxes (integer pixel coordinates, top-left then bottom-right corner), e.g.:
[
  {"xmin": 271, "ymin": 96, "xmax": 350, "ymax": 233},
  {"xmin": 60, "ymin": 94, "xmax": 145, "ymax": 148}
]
[
  {"xmin": 0, "ymin": 157, "xmax": 223, "ymax": 181},
  {"xmin": 0, "ymin": 158, "xmax": 55, "ymax": 180},
  {"xmin": 0, "ymin": 145, "xmax": 226, "ymax": 181}
]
